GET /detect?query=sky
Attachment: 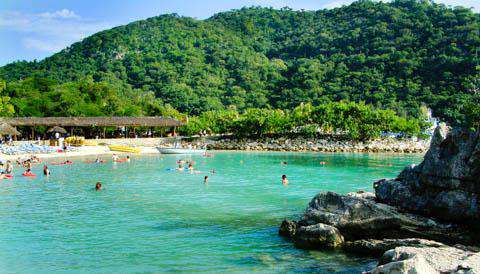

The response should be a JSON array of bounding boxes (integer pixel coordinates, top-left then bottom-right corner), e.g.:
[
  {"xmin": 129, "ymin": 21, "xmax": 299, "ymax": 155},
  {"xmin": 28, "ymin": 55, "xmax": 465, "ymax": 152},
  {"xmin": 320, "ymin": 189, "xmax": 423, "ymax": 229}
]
[{"xmin": 1, "ymin": 0, "xmax": 479, "ymax": 66}]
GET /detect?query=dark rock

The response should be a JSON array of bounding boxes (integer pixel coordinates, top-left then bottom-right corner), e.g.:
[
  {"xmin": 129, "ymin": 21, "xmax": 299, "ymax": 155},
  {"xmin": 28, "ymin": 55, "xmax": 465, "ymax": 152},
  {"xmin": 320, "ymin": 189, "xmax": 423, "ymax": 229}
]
[
  {"xmin": 293, "ymin": 223, "xmax": 344, "ymax": 249},
  {"xmin": 375, "ymin": 125, "xmax": 480, "ymax": 224},
  {"xmin": 279, "ymin": 219, "xmax": 297, "ymax": 238},
  {"xmin": 343, "ymin": 238, "xmax": 445, "ymax": 256},
  {"xmin": 299, "ymin": 191, "xmax": 467, "ymax": 244}
]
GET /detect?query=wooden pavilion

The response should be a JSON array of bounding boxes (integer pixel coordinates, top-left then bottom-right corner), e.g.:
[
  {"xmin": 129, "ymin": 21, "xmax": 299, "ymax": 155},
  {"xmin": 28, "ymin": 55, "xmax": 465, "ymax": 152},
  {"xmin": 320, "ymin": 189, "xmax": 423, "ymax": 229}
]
[{"xmin": 0, "ymin": 117, "xmax": 184, "ymax": 139}]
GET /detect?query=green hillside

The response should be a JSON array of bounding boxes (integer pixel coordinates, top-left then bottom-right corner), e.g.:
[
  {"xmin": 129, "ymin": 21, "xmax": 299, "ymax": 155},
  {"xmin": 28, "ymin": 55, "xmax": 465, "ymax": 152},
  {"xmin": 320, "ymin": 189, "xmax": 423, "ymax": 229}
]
[{"xmin": 0, "ymin": 0, "xmax": 478, "ymax": 126}]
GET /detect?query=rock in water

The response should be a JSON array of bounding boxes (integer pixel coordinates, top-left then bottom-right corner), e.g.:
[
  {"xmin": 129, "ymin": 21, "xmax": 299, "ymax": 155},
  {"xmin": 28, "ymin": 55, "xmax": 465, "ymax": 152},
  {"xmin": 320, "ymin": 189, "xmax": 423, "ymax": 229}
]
[
  {"xmin": 343, "ymin": 238, "xmax": 446, "ymax": 256},
  {"xmin": 300, "ymin": 191, "xmax": 468, "ymax": 244},
  {"xmin": 293, "ymin": 223, "xmax": 344, "ymax": 249},
  {"xmin": 375, "ymin": 125, "xmax": 480, "ymax": 224}
]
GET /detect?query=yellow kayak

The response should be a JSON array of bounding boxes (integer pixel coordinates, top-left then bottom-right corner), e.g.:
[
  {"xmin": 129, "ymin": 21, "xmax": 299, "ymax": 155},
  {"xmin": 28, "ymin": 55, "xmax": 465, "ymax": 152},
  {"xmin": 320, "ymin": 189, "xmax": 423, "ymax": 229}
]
[{"xmin": 108, "ymin": 145, "xmax": 141, "ymax": 153}]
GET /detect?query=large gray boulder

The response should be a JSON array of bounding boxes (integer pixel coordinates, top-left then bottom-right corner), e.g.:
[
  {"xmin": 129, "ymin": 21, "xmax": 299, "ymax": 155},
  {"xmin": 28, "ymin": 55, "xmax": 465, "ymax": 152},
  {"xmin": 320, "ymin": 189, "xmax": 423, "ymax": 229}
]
[
  {"xmin": 375, "ymin": 125, "xmax": 480, "ymax": 224},
  {"xmin": 369, "ymin": 245, "xmax": 480, "ymax": 273},
  {"xmin": 300, "ymin": 191, "xmax": 467, "ymax": 244},
  {"xmin": 293, "ymin": 223, "xmax": 344, "ymax": 249},
  {"xmin": 280, "ymin": 191, "xmax": 472, "ymax": 248}
]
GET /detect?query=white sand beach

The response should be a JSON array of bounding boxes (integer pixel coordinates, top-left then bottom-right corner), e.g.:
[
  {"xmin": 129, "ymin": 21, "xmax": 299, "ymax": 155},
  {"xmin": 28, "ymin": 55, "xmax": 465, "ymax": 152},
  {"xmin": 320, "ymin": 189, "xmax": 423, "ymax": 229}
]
[{"xmin": 0, "ymin": 145, "xmax": 160, "ymax": 161}]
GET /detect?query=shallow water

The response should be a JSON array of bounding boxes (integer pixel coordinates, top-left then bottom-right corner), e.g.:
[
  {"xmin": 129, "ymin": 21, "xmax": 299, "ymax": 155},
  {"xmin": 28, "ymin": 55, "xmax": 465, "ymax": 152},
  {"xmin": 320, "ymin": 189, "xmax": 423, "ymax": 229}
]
[{"xmin": 0, "ymin": 151, "xmax": 422, "ymax": 273}]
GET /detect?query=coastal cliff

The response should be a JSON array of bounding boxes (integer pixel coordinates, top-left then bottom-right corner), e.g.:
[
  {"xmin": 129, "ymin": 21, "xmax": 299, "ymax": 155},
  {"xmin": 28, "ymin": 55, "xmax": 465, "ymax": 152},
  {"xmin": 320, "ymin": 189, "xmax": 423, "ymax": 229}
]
[
  {"xmin": 375, "ymin": 125, "xmax": 480, "ymax": 225},
  {"xmin": 280, "ymin": 125, "xmax": 480, "ymax": 273}
]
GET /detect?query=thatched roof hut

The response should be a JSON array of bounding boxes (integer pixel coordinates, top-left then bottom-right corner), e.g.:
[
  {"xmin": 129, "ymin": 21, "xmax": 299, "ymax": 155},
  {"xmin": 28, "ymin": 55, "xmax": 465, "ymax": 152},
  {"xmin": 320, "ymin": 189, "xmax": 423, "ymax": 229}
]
[
  {"xmin": 47, "ymin": 126, "xmax": 67, "ymax": 134},
  {"xmin": 0, "ymin": 117, "xmax": 183, "ymax": 127},
  {"xmin": 0, "ymin": 123, "xmax": 21, "ymax": 136}
]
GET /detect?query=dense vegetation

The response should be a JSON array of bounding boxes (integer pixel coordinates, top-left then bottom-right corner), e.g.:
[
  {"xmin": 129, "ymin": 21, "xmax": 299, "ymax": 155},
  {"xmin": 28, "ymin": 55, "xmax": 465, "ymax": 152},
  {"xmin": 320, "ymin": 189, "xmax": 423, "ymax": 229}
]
[
  {"xmin": 0, "ymin": 0, "xmax": 478, "ymax": 135},
  {"xmin": 179, "ymin": 102, "xmax": 428, "ymax": 140}
]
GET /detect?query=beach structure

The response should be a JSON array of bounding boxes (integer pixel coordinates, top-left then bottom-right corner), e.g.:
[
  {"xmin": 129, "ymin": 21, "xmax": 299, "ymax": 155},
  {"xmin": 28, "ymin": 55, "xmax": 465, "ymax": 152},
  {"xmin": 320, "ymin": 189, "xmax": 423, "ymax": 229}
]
[
  {"xmin": 0, "ymin": 117, "xmax": 184, "ymax": 139},
  {"xmin": 0, "ymin": 123, "xmax": 21, "ymax": 136}
]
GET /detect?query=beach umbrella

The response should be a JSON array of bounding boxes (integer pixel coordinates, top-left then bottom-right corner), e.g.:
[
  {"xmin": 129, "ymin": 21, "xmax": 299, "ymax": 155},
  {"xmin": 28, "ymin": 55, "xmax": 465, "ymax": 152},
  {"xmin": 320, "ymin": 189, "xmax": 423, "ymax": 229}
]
[
  {"xmin": 48, "ymin": 126, "xmax": 67, "ymax": 134},
  {"xmin": 0, "ymin": 123, "xmax": 21, "ymax": 136}
]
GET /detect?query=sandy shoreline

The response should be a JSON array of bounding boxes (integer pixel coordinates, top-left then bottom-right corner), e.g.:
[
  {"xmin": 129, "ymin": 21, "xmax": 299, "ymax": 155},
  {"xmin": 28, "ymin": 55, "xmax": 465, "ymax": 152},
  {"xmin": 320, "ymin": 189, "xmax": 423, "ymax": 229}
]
[{"xmin": 0, "ymin": 146, "xmax": 160, "ymax": 161}]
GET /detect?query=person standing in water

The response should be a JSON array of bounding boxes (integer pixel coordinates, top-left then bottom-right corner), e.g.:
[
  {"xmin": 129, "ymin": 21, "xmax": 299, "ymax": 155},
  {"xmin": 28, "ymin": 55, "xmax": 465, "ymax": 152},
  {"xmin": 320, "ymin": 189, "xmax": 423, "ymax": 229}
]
[
  {"xmin": 204, "ymin": 176, "xmax": 209, "ymax": 184},
  {"xmin": 43, "ymin": 165, "xmax": 50, "ymax": 176},
  {"xmin": 95, "ymin": 182, "xmax": 102, "ymax": 191},
  {"xmin": 282, "ymin": 175, "xmax": 288, "ymax": 185},
  {"xmin": 5, "ymin": 161, "xmax": 13, "ymax": 174}
]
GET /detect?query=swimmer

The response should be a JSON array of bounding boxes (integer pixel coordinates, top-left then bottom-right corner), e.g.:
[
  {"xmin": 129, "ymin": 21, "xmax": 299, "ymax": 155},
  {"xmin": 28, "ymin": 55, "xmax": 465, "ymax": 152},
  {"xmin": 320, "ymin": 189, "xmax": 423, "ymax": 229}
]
[
  {"xmin": 95, "ymin": 158, "xmax": 100, "ymax": 163},
  {"xmin": 24, "ymin": 168, "xmax": 33, "ymax": 175},
  {"xmin": 126, "ymin": 155, "xmax": 130, "ymax": 162},
  {"xmin": 319, "ymin": 161, "xmax": 327, "ymax": 165},
  {"xmin": 204, "ymin": 176, "xmax": 209, "ymax": 184},
  {"xmin": 188, "ymin": 163, "xmax": 194, "ymax": 171},
  {"xmin": 210, "ymin": 169, "xmax": 216, "ymax": 174},
  {"xmin": 282, "ymin": 174, "xmax": 288, "ymax": 185},
  {"xmin": 112, "ymin": 154, "xmax": 118, "ymax": 161},
  {"xmin": 95, "ymin": 182, "xmax": 102, "ymax": 191},
  {"xmin": 176, "ymin": 164, "xmax": 184, "ymax": 171},
  {"xmin": 281, "ymin": 161, "xmax": 288, "ymax": 165},
  {"xmin": 43, "ymin": 165, "xmax": 50, "ymax": 176},
  {"xmin": 65, "ymin": 160, "xmax": 73, "ymax": 164}
]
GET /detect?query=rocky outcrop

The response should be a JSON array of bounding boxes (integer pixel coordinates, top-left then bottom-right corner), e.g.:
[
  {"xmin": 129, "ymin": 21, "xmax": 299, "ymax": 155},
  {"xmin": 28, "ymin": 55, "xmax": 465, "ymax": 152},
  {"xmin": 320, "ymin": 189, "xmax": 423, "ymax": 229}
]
[
  {"xmin": 208, "ymin": 136, "xmax": 429, "ymax": 153},
  {"xmin": 369, "ymin": 244, "xmax": 480, "ymax": 273},
  {"xmin": 375, "ymin": 125, "xmax": 480, "ymax": 225},
  {"xmin": 343, "ymin": 238, "xmax": 445, "ymax": 256},
  {"xmin": 280, "ymin": 191, "xmax": 474, "ymax": 248},
  {"xmin": 279, "ymin": 125, "xmax": 480, "ymax": 273}
]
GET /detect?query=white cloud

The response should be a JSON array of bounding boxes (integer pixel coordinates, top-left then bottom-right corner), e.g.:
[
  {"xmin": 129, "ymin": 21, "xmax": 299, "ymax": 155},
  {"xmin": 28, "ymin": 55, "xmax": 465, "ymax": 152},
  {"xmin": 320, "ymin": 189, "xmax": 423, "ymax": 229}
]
[
  {"xmin": 22, "ymin": 37, "xmax": 65, "ymax": 52},
  {"xmin": 0, "ymin": 9, "xmax": 114, "ymax": 53},
  {"xmin": 39, "ymin": 9, "xmax": 79, "ymax": 19}
]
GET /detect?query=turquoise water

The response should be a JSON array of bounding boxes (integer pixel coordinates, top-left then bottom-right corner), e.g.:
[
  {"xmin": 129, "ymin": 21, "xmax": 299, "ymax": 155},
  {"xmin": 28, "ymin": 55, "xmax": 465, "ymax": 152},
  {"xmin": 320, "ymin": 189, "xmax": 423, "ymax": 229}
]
[{"xmin": 0, "ymin": 152, "xmax": 422, "ymax": 273}]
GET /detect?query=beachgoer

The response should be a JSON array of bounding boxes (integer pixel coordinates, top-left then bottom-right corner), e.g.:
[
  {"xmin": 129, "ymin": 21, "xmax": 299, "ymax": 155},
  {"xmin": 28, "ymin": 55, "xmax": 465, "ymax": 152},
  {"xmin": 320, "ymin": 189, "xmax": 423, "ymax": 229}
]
[
  {"xmin": 176, "ymin": 164, "xmax": 184, "ymax": 171},
  {"xmin": 95, "ymin": 158, "xmax": 100, "ymax": 163},
  {"xmin": 43, "ymin": 165, "xmax": 50, "ymax": 176},
  {"xmin": 210, "ymin": 169, "xmax": 216, "ymax": 174},
  {"xmin": 281, "ymin": 161, "xmax": 288, "ymax": 165},
  {"xmin": 5, "ymin": 161, "xmax": 13, "ymax": 174},
  {"xmin": 204, "ymin": 176, "xmax": 209, "ymax": 184},
  {"xmin": 126, "ymin": 156, "xmax": 130, "ymax": 162},
  {"xmin": 26, "ymin": 160, "xmax": 33, "ymax": 169},
  {"xmin": 24, "ymin": 168, "xmax": 33, "ymax": 175},
  {"xmin": 112, "ymin": 154, "xmax": 118, "ymax": 161},
  {"xmin": 282, "ymin": 175, "xmax": 288, "ymax": 185},
  {"xmin": 188, "ymin": 163, "xmax": 194, "ymax": 171},
  {"xmin": 95, "ymin": 182, "xmax": 102, "ymax": 191}
]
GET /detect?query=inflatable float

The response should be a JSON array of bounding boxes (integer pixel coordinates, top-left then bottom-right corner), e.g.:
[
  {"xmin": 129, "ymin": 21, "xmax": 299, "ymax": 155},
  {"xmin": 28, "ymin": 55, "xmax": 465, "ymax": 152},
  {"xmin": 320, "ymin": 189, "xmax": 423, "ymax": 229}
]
[
  {"xmin": 113, "ymin": 158, "xmax": 129, "ymax": 163},
  {"xmin": 22, "ymin": 172, "xmax": 36, "ymax": 177},
  {"xmin": 108, "ymin": 145, "xmax": 140, "ymax": 153}
]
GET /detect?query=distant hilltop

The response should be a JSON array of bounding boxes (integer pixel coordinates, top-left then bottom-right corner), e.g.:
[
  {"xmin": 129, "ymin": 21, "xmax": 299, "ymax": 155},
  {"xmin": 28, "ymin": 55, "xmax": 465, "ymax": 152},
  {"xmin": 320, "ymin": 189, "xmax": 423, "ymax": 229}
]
[{"xmin": 1, "ymin": 0, "xmax": 479, "ymax": 126}]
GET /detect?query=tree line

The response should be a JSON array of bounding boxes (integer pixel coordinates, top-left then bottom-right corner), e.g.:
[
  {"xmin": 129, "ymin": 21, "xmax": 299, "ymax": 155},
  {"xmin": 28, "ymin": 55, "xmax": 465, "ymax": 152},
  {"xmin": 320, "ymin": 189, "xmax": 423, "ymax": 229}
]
[{"xmin": 179, "ymin": 101, "xmax": 429, "ymax": 140}]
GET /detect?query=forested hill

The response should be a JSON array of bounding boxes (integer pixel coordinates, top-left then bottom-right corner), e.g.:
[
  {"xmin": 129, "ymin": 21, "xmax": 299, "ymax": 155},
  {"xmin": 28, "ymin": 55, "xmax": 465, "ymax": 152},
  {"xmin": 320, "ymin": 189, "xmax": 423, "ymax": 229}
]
[{"xmin": 0, "ymin": 0, "xmax": 479, "ymax": 125}]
